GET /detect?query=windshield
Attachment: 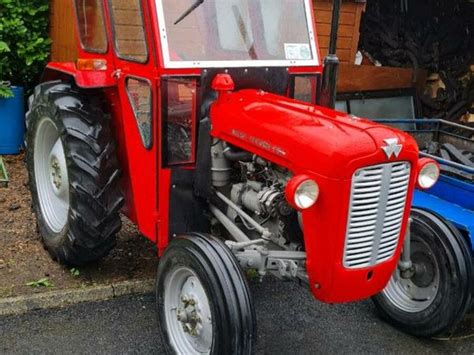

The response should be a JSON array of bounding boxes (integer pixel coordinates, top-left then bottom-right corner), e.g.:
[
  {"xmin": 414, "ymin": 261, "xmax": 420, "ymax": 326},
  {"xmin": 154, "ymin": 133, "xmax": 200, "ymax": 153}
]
[{"xmin": 157, "ymin": 0, "xmax": 319, "ymax": 68}]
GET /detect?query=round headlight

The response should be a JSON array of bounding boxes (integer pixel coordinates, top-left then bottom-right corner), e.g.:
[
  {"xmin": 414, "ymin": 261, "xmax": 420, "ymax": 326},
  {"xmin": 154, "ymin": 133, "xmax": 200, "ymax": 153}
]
[
  {"xmin": 294, "ymin": 179, "xmax": 319, "ymax": 209},
  {"xmin": 417, "ymin": 162, "xmax": 440, "ymax": 189}
]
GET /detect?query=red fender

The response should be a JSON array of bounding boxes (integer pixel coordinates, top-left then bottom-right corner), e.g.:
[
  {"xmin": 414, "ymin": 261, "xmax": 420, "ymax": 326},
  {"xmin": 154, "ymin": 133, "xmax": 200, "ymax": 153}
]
[{"xmin": 42, "ymin": 62, "xmax": 116, "ymax": 88}]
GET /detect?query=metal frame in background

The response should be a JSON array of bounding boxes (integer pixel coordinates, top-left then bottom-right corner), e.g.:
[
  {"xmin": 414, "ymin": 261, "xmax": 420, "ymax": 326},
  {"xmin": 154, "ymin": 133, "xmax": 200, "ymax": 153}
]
[
  {"xmin": 0, "ymin": 156, "xmax": 9, "ymax": 188},
  {"xmin": 373, "ymin": 118, "xmax": 474, "ymax": 177},
  {"xmin": 336, "ymin": 88, "xmax": 422, "ymax": 120}
]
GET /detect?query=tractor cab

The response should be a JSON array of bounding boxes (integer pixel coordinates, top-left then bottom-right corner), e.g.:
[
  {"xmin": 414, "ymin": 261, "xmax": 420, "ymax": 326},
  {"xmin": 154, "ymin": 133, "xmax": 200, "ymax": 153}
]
[{"xmin": 54, "ymin": 0, "xmax": 324, "ymax": 231}]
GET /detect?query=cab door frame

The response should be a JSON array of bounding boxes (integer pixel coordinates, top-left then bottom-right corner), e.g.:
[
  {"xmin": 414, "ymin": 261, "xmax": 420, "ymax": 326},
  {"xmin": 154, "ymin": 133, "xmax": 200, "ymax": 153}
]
[{"xmin": 103, "ymin": 0, "xmax": 161, "ymax": 242}]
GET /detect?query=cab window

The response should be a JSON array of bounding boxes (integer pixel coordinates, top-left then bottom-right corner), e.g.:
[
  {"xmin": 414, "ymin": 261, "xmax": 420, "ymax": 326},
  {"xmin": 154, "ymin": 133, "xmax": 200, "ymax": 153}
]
[
  {"xmin": 291, "ymin": 75, "xmax": 319, "ymax": 104},
  {"xmin": 159, "ymin": 0, "xmax": 316, "ymax": 66},
  {"xmin": 161, "ymin": 77, "xmax": 198, "ymax": 166},
  {"xmin": 75, "ymin": 0, "xmax": 108, "ymax": 53},
  {"xmin": 108, "ymin": 0, "xmax": 149, "ymax": 62},
  {"xmin": 127, "ymin": 78, "xmax": 153, "ymax": 149}
]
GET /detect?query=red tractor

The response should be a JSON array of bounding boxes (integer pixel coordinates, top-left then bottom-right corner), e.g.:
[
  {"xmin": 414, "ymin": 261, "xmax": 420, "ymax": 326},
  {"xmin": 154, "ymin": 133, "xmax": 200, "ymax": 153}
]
[{"xmin": 26, "ymin": 0, "xmax": 461, "ymax": 353}]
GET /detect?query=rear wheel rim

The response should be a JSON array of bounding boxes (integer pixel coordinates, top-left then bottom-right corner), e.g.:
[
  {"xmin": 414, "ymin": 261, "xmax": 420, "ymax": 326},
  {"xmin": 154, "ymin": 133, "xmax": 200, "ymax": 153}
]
[
  {"xmin": 164, "ymin": 265, "xmax": 213, "ymax": 354},
  {"xmin": 34, "ymin": 117, "xmax": 70, "ymax": 234},
  {"xmin": 383, "ymin": 235, "xmax": 440, "ymax": 313}
]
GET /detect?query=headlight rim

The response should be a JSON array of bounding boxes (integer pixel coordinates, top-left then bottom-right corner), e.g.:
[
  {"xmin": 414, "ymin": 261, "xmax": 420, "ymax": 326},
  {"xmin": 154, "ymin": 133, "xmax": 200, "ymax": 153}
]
[
  {"xmin": 285, "ymin": 174, "xmax": 320, "ymax": 210},
  {"xmin": 416, "ymin": 158, "xmax": 440, "ymax": 190}
]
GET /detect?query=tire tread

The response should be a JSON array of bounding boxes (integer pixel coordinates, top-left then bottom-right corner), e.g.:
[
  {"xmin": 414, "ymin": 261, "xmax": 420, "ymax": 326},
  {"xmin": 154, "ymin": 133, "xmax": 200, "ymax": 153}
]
[{"xmin": 26, "ymin": 81, "xmax": 124, "ymax": 266}]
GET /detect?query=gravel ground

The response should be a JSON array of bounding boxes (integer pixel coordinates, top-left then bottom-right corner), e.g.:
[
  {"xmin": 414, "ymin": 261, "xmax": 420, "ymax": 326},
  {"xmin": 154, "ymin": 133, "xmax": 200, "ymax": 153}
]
[
  {"xmin": 0, "ymin": 153, "xmax": 157, "ymax": 299},
  {"xmin": 0, "ymin": 278, "xmax": 472, "ymax": 354}
]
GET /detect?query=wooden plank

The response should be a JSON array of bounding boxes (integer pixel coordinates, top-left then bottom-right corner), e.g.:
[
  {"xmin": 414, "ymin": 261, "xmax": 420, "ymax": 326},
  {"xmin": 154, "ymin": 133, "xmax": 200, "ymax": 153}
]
[
  {"xmin": 315, "ymin": 10, "xmax": 356, "ymax": 26},
  {"xmin": 338, "ymin": 49, "xmax": 352, "ymax": 62},
  {"xmin": 313, "ymin": 0, "xmax": 359, "ymax": 13},
  {"xmin": 349, "ymin": 3, "xmax": 366, "ymax": 63},
  {"xmin": 316, "ymin": 23, "xmax": 355, "ymax": 37},
  {"xmin": 50, "ymin": 0, "xmax": 78, "ymax": 62},
  {"xmin": 320, "ymin": 48, "xmax": 352, "ymax": 61},
  {"xmin": 319, "ymin": 36, "xmax": 353, "ymax": 50},
  {"xmin": 337, "ymin": 64, "xmax": 426, "ymax": 92}
]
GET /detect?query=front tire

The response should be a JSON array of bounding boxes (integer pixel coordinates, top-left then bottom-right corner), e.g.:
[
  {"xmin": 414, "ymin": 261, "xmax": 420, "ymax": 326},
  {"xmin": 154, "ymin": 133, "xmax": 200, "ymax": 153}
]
[
  {"xmin": 373, "ymin": 209, "xmax": 473, "ymax": 337},
  {"xmin": 26, "ymin": 81, "xmax": 124, "ymax": 266},
  {"xmin": 156, "ymin": 233, "xmax": 256, "ymax": 354}
]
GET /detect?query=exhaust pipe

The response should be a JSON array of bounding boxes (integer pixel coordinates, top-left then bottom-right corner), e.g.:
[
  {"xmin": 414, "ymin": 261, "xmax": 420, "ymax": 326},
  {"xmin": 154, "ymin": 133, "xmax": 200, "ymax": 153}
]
[{"xmin": 319, "ymin": 0, "xmax": 342, "ymax": 109}]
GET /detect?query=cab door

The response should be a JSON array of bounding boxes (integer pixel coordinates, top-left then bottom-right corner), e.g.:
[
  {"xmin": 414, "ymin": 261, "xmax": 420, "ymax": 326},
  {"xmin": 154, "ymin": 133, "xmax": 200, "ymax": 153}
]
[{"xmin": 105, "ymin": 0, "xmax": 159, "ymax": 241}]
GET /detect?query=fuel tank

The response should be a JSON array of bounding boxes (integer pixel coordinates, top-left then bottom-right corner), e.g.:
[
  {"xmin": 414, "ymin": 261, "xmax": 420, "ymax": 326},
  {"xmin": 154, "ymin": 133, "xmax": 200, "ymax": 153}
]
[{"xmin": 210, "ymin": 88, "xmax": 421, "ymax": 303}]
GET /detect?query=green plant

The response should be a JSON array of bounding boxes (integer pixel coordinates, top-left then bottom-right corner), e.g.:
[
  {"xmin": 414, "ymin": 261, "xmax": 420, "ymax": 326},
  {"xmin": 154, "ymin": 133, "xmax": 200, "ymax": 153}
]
[
  {"xmin": 70, "ymin": 268, "xmax": 81, "ymax": 277},
  {"xmin": 245, "ymin": 269, "xmax": 260, "ymax": 281},
  {"xmin": 0, "ymin": 0, "xmax": 51, "ymax": 96},
  {"xmin": 26, "ymin": 277, "xmax": 54, "ymax": 288},
  {"xmin": 0, "ymin": 41, "xmax": 13, "ymax": 98}
]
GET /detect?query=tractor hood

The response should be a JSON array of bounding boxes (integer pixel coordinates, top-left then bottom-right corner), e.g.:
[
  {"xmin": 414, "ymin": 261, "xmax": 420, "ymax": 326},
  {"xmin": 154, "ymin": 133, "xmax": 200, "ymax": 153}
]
[{"xmin": 210, "ymin": 89, "xmax": 419, "ymax": 179}]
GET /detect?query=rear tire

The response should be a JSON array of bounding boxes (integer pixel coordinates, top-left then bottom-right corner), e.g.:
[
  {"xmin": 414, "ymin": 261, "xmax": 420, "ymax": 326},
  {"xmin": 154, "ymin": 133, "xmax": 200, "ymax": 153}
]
[
  {"xmin": 26, "ymin": 81, "xmax": 124, "ymax": 266},
  {"xmin": 373, "ymin": 209, "xmax": 473, "ymax": 337},
  {"xmin": 156, "ymin": 233, "xmax": 256, "ymax": 354}
]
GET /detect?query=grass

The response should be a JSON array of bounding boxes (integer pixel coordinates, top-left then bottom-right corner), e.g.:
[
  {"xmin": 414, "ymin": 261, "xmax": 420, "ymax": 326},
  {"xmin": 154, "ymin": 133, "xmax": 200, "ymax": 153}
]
[{"xmin": 26, "ymin": 278, "xmax": 54, "ymax": 288}]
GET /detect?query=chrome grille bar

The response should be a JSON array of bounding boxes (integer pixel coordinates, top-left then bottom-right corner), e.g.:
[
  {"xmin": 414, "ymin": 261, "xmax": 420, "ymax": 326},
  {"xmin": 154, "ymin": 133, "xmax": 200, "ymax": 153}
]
[{"xmin": 343, "ymin": 162, "xmax": 411, "ymax": 268}]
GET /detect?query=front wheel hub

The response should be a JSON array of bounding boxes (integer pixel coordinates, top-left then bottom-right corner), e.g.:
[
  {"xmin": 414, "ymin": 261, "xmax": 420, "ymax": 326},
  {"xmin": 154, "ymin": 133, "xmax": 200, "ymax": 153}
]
[
  {"xmin": 177, "ymin": 295, "xmax": 203, "ymax": 336},
  {"xmin": 164, "ymin": 267, "xmax": 213, "ymax": 354},
  {"xmin": 383, "ymin": 238, "xmax": 440, "ymax": 313}
]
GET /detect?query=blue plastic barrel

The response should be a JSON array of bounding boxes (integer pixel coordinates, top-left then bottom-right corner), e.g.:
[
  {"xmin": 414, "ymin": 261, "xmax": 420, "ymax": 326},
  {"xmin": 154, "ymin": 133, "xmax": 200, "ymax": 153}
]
[{"xmin": 0, "ymin": 86, "xmax": 25, "ymax": 154}]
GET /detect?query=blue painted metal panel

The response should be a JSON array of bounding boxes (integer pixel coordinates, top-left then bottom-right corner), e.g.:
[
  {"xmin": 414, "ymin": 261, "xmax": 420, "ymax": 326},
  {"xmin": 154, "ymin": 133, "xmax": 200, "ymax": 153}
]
[
  {"xmin": 427, "ymin": 175, "xmax": 474, "ymax": 210},
  {"xmin": 413, "ymin": 190, "xmax": 474, "ymax": 251}
]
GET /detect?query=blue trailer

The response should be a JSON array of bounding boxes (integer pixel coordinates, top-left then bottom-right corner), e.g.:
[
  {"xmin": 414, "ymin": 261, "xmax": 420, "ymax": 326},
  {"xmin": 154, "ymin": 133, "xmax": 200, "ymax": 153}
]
[{"xmin": 372, "ymin": 119, "xmax": 473, "ymax": 337}]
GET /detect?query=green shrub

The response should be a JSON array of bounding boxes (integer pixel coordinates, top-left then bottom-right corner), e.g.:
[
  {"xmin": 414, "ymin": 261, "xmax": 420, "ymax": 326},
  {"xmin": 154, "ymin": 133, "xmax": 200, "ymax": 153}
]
[
  {"xmin": 0, "ymin": 0, "xmax": 51, "ymax": 98},
  {"xmin": 0, "ymin": 40, "xmax": 12, "ymax": 98}
]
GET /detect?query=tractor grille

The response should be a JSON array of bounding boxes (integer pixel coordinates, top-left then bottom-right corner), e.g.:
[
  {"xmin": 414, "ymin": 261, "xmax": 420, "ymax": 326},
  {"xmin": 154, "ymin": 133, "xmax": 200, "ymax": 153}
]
[{"xmin": 343, "ymin": 162, "xmax": 411, "ymax": 269}]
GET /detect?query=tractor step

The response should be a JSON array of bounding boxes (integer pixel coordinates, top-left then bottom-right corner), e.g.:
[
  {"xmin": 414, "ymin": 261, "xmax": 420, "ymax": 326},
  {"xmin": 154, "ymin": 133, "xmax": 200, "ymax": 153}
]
[{"xmin": 0, "ymin": 156, "xmax": 9, "ymax": 188}]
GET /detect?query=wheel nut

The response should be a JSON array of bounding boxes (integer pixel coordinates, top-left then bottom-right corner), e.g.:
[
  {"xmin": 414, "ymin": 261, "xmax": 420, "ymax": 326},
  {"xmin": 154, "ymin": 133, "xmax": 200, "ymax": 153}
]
[{"xmin": 177, "ymin": 309, "xmax": 187, "ymax": 323}]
